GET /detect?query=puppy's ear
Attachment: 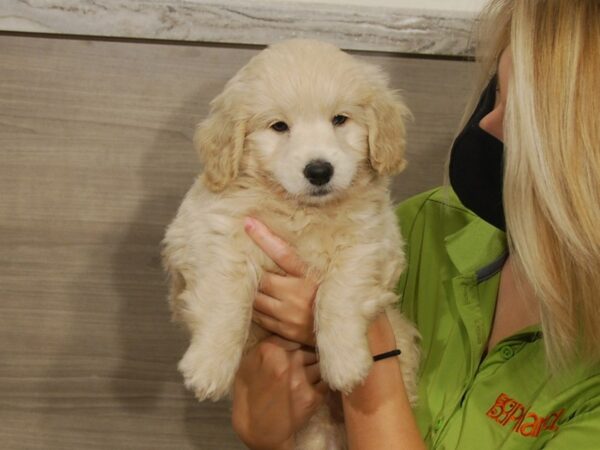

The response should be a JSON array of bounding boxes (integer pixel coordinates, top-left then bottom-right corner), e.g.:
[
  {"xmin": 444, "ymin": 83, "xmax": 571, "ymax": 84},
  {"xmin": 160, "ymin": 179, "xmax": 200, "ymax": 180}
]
[
  {"xmin": 194, "ymin": 88, "xmax": 246, "ymax": 192},
  {"xmin": 367, "ymin": 88, "xmax": 411, "ymax": 176}
]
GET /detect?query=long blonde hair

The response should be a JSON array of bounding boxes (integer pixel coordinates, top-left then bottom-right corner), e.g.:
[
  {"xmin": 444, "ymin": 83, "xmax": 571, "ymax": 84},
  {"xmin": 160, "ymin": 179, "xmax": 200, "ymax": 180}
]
[{"xmin": 473, "ymin": 0, "xmax": 600, "ymax": 372}]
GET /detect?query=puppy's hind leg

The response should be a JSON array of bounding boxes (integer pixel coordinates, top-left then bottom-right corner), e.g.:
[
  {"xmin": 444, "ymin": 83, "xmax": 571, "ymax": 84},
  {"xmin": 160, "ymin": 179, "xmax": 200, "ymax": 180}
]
[{"xmin": 177, "ymin": 264, "xmax": 257, "ymax": 402}]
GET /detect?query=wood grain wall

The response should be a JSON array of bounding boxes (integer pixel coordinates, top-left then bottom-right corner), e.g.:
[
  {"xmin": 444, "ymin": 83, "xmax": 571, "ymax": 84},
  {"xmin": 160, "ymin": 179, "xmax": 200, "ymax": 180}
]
[{"xmin": 0, "ymin": 34, "xmax": 473, "ymax": 449}]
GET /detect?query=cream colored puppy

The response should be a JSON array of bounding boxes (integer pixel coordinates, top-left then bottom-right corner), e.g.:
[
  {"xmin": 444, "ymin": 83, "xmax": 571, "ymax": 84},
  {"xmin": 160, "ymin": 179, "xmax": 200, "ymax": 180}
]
[{"xmin": 163, "ymin": 39, "xmax": 420, "ymax": 449}]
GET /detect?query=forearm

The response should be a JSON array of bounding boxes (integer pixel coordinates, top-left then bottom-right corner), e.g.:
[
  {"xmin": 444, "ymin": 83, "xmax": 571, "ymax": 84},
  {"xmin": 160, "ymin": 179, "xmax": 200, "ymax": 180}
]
[{"xmin": 341, "ymin": 316, "xmax": 426, "ymax": 450}]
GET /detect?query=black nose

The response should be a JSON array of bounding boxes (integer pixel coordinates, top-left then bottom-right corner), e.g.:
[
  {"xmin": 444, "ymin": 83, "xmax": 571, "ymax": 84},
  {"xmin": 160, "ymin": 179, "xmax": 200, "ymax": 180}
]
[{"xmin": 303, "ymin": 160, "xmax": 334, "ymax": 186}]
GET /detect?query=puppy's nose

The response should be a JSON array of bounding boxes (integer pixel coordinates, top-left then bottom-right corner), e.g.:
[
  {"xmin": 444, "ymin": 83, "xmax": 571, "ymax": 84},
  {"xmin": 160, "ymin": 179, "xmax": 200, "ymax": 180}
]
[{"xmin": 303, "ymin": 160, "xmax": 334, "ymax": 186}]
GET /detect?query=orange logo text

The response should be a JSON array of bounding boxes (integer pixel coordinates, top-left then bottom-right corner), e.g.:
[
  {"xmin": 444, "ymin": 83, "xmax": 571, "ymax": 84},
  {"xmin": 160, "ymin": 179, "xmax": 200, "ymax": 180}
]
[{"xmin": 486, "ymin": 393, "xmax": 564, "ymax": 438}]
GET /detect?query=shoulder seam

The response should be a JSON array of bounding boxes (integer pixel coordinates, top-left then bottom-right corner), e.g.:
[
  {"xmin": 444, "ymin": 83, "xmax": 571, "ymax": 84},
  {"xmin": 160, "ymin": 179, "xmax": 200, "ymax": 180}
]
[
  {"xmin": 403, "ymin": 189, "xmax": 444, "ymax": 239},
  {"xmin": 426, "ymin": 197, "xmax": 477, "ymax": 216},
  {"xmin": 397, "ymin": 188, "xmax": 442, "ymax": 306}
]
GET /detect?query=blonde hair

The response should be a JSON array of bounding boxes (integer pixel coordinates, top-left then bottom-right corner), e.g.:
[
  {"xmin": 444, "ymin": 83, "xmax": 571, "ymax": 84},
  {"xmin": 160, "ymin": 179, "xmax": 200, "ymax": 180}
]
[{"xmin": 471, "ymin": 0, "xmax": 600, "ymax": 372}]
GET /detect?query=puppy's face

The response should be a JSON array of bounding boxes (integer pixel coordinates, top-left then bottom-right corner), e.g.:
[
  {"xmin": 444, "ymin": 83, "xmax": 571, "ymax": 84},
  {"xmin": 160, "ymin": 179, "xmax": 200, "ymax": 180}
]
[
  {"xmin": 245, "ymin": 99, "xmax": 369, "ymax": 204},
  {"xmin": 196, "ymin": 39, "xmax": 409, "ymax": 200}
]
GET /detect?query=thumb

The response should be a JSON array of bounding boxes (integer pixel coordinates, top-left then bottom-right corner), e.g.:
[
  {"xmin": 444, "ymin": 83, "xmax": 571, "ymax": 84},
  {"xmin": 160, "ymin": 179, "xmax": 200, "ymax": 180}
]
[{"xmin": 244, "ymin": 217, "xmax": 307, "ymax": 277}]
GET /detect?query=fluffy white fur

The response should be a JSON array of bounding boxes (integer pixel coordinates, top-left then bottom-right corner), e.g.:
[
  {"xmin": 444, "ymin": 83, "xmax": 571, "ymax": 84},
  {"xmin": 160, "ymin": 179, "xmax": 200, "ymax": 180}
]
[{"xmin": 162, "ymin": 39, "xmax": 420, "ymax": 449}]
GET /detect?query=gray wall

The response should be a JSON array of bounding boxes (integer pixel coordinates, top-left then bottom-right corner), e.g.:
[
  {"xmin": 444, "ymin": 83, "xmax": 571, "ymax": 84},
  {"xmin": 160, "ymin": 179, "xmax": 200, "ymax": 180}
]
[{"xmin": 0, "ymin": 34, "xmax": 473, "ymax": 449}]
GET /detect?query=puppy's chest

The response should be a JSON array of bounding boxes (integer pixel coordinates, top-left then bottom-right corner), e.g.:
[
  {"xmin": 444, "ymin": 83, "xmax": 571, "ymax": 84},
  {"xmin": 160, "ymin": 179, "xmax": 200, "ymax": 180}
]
[{"xmin": 255, "ymin": 208, "xmax": 387, "ymax": 274}]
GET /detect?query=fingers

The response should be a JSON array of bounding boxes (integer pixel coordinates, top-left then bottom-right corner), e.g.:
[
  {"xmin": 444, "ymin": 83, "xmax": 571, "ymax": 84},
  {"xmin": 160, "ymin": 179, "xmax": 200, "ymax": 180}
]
[
  {"xmin": 314, "ymin": 380, "xmax": 329, "ymax": 397},
  {"xmin": 253, "ymin": 273, "xmax": 317, "ymax": 347},
  {"xmin": 304, "ymin": 362, "xmax": 321, "ymax": 384},
  {"xmin": 253, "ymin": 309, "xmax": 283, "ymax": 336},
  {"xmin": 259, "ymin": 272, "xmax": 317, "ymax": 304},
  {"xmin": 258, "ymin": 272, "xmax": 287, "ymax": 299},
  {"xmin": 253, "ymin": 307, "xmax": 316, "ymax": 347},
  {"xmin": 253, "ymin": 291, "xmax": 281, "ymax": 317},
  {"xmin": 258, "ymin": 336, "xmax": 318, "ymax": 365},
  {"xmin": 254, "ymin": 305, "xmax": 316, "ymax": 345},
  {"xmin": 244, "ymin": 217, "xmax": 307, "ymax": 277},
  {"xmin": 298, "ymin": 349, "xmax": 319, "ymax": 366},
  {"xmin": 261, "ymin": 334, "xmax": 302, "ymax": 352},
  {"xmin": 250, "ymin": 337, "xmax": 326, "ymax": 417}
]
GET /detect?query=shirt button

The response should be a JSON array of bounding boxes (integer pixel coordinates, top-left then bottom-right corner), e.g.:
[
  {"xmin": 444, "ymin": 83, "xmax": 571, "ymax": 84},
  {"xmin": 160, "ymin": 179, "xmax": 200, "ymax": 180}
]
[
  {"xmin": 501, "ymin": 346, "xmax": 515, "ymax": 359},
  {"xmin": 434, "ymin": 418, "xmax": 444, "ymax": 431}
]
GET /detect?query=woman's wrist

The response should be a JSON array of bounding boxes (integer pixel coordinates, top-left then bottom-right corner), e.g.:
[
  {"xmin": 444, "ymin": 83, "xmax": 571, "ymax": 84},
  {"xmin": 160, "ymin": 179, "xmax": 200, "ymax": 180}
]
[
  {"xmin": 339, "ymin": 313, "xmax": 426, "ymax": 450},
  {"xmin": 367, "ymin": 313, "xmax": 398, "ymax": 356}
]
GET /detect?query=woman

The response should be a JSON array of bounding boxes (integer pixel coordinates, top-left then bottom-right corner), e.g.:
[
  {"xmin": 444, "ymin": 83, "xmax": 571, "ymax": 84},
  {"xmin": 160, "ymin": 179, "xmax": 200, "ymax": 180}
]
[{"xmin": 232, "ymin": 0, "xmax": 600, "ymax": 448}]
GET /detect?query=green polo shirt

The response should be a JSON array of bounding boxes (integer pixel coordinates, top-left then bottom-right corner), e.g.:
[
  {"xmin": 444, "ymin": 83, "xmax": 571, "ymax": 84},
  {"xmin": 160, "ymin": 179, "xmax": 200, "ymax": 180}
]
[{"xmin": 395, "ymin": 187, "xmax": 600, "ymax": 449}]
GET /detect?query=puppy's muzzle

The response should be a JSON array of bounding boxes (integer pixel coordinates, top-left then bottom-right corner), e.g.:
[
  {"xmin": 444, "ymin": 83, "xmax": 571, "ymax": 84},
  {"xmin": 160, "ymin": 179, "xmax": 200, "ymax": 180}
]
[{"xmin": 303, "ymin": 159, "xmax": 334, "ymax": 186}]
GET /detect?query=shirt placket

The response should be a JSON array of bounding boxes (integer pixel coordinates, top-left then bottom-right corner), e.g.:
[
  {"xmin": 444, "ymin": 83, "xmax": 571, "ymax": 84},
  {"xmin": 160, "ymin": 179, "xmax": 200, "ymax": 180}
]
[{"xmin": 431, "ymin": 273, "xmax": 485, "ymax": 447}]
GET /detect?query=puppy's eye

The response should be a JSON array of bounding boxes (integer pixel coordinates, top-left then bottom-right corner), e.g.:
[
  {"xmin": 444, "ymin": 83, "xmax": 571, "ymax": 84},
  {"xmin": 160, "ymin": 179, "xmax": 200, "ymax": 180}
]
[
  {"xmin": 332, "ymin": 115, "xmax": 348, "ymax": 127},
  {"xmin": 271, "ymin": 121, "xmax": 289, "ymax": 133}
]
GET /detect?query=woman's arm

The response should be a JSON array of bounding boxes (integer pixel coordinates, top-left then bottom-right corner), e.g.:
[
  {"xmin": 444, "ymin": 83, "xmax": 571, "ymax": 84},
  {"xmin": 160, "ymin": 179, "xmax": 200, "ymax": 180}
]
[
  {"xmin": 232, "ymin": 218, "xmax": 328, "ymax": 449},
  {"xmin": 342, "ymin": 314, "xmax": 426, "ymax": 450},
  {"xmin": 241, "ymin": 217, "xmax": 425, "ymax": 449}
]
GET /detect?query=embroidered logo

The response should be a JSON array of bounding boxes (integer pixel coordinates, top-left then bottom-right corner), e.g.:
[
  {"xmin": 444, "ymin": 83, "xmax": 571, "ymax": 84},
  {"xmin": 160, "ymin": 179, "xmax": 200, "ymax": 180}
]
[{"xmin": 486, "ymin": 393, "xmax": 565, "ymax": 437}]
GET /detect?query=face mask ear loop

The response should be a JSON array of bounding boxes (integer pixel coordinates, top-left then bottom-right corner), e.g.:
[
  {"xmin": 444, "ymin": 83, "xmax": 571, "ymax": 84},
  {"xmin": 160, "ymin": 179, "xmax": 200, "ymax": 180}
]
[{"xmin": 473, "ymin": 74, "xmax": 499, "ymax": 126}]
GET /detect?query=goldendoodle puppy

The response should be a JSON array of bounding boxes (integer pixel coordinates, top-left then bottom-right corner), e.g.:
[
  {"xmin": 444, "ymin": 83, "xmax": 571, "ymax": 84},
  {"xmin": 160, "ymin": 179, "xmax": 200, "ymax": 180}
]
[{"xmin": 162, "ymin": 39, "xmax": 420, "ymax": 449}]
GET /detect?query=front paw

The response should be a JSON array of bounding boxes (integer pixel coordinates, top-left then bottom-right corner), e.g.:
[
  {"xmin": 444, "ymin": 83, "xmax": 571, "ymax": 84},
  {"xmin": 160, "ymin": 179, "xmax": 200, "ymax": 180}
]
[
  {"xmin": 178, "ymin": 343, "xmax": 241, "ymax": 401},
  {"xmin": 318, "ymin": 337, "xmax": 372, "ymax": 394}
]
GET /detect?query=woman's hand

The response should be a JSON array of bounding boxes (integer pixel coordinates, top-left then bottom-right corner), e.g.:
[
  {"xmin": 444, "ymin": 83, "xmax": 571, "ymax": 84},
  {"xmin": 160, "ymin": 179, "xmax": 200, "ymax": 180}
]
[
  {"xmin": 232, "ymin": 335, "xmax": 329, "ymax": 450},
  {"xmin": 244, "ymin": 217, "xmax": 318, "ymax": 347}
]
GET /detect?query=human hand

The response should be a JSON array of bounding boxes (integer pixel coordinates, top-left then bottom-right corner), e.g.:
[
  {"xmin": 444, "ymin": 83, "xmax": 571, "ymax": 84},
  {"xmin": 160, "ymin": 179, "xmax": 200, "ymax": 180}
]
[
  {"xmin": 232, "ymin": 334, "xmax": 329, "ymax": 450},
  {"xmin": 244, "ymin": 217, "xmax": 318, "ymax": 347}
]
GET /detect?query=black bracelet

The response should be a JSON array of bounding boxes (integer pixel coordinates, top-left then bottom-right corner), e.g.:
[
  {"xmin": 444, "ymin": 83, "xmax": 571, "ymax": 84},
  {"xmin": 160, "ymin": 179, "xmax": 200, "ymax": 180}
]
[{"xmin": 372, "ymin": 349, "xmax": 401, "ymax": 362}]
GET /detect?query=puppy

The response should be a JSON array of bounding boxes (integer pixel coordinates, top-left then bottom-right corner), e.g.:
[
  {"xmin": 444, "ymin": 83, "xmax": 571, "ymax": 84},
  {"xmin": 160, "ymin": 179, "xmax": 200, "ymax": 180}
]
[{"xmin": 162, "ymin": 39, "xmax": 420, "ymax": 449}]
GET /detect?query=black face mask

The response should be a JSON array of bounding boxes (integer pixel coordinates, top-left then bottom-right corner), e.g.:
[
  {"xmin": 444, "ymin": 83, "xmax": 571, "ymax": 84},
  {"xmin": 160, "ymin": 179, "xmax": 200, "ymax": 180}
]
[{"xmin": 449, "ymin": 76, "xmax": 506, "ymax": 231}]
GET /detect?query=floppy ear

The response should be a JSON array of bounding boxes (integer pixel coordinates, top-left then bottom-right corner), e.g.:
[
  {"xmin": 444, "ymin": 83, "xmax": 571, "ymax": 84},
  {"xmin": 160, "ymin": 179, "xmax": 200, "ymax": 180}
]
[
  {"xmin": 366, "ymin": 88, "xmax": 411, "ymax": 176},
  {"xmin": 194, "ymin": 89, "xmax": 246, "ymax": 192}
]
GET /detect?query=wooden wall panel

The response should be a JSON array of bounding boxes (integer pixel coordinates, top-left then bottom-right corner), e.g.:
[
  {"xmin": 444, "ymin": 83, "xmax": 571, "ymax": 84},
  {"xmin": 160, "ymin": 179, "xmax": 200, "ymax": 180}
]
[{"xmin": 0, "ymin": 34, "xmax": 473, "ymax": 449}]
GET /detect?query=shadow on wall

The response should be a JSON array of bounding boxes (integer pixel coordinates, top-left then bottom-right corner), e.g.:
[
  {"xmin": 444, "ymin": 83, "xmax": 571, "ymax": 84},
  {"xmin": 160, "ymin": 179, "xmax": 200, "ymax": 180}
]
[{"xmin": 104, "ymin": 43, "xmax": 255, "ymax": 449}]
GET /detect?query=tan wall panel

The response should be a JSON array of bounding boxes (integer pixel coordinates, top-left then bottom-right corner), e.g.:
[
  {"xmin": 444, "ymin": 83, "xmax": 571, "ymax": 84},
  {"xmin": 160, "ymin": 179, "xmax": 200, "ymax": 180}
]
[{"xmin": 0, "ymin": 34, "xmax": 474, "ymax": 449}]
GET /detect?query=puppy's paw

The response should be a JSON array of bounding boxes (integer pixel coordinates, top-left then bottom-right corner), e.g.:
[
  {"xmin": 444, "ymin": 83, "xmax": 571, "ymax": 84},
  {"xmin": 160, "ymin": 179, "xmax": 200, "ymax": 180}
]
[
  {"xmin": 318, "ymin": 339, "xmax": 372, "ymax": 394},
  {"xmin": 178, "ymin": 343, "xmax": 240, "ymax": 401}
]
